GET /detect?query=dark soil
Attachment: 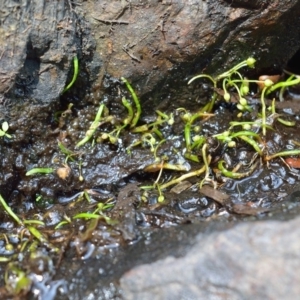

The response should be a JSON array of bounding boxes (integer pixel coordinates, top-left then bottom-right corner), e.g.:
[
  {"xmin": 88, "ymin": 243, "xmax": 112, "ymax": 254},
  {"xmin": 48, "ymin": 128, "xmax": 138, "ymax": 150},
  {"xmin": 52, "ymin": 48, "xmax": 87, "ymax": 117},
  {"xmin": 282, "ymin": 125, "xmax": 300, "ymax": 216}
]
[{"xmin": 1, "ymin": 72, "xmax": 300, "ymax": 299}]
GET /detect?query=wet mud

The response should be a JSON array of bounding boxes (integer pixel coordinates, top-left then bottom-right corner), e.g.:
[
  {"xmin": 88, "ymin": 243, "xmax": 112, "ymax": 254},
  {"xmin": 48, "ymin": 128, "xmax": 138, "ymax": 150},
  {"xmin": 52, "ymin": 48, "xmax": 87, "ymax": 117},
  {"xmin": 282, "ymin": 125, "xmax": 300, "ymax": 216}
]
[{"xmin": 1, "ymin": 76, "xmax": 300, "ymax": 298}]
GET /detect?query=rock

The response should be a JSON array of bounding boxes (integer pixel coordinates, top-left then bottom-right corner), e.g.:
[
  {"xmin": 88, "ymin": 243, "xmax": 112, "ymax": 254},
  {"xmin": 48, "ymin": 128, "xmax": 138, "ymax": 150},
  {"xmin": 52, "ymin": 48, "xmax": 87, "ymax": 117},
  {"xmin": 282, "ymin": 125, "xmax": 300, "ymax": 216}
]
[
  {"xmin": 82, "ymin": 0, "xmax": 300, "ymax": 99},
  {"xmin": 0, "ymin": 0, "xmax": 79, "ymax": 104},
  {"xmin": 2, "ymin": 0, "xmax": 300, "ymax": 105},
  {"xmin": 120, "ymin": 216, "xmax": 300, "ymax": 300}
]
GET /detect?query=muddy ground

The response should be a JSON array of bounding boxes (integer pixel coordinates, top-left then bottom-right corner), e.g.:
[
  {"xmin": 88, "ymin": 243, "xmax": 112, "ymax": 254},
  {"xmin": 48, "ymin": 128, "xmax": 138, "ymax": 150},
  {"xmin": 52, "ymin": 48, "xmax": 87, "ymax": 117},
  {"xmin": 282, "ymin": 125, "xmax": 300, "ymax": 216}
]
[
  {"xmin": 1, "ymin": 68, "xmax": 300, "ymax": 299},
  {"xmin": 1, "ymin": 1, "xmax": 300, "ymax": 299}
]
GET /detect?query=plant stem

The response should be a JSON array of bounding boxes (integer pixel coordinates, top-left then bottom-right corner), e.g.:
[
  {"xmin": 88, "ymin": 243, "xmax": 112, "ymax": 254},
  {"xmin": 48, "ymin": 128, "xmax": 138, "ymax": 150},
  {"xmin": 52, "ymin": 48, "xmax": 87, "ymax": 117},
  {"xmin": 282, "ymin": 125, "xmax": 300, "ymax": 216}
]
[
  {"xmin": 76, "ymin": 103, "xmax": 105, "ymax": 147},
  {"xmin": 63, "ymin": 56, "xmax": 79, "ymax": 93},
  {"xmin": 159, "ymin": 165, "xmax": 206, "ymax": 190},
  {"xmin": 261, "ymin": 87, "xmax": 267, "ymax": 136},
  {"xmin": 0, "ymin": 194, "xmax": 23, "ymax": 225},
  {"xmin": 121, "ymin": 77, "xmax": 141, "ymax": 128}
]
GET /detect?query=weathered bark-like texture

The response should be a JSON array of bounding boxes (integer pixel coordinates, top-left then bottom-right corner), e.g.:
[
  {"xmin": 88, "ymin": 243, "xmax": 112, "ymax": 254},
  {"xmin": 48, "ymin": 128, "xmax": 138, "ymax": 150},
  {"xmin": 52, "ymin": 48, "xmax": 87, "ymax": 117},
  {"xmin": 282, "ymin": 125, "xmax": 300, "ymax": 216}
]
[
  {"xmin": 1, "ymin": 0, "xmax": 300, "ymax": 104},
  {"xmin": 0, "ymin": 0, "xmax": 77, "ymax": 103},
  {"xmin": 83, "ymin": 0, "xmax": 300, "ymax": 98}
]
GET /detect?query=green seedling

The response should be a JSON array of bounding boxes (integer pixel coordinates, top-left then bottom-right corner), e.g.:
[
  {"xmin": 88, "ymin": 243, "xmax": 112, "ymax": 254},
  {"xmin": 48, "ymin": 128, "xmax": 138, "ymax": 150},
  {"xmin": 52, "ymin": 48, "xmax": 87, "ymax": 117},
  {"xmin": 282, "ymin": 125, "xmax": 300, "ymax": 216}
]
[
  {"xmin": 223, "ymin": 78, "xmax": 252, "ymax": 112},
  {"xmin": 238, "ymin": 135, "xmax": 263, "ymax": 155},
  {"xmin": 131, "ymin": 124, "xmax": 149, "ymax": 133},
  {"xmin": 0, "ymin": 194, "xmax": 23, "ymax": 225},
  {"xmin": 73, "ymin": 213, "xmax": 100, "ymax": 220},
  {"xmin": 23, "ymin": 220, "xmax": 45, "ymax": 226},
  {"xmin": 229, "ymin": 121, "xmax": 262, "ymax": 130},
  {"xmin": 217, "ymin": 130, "xmax": 262, "ymax": 155},
  {"xmin": 55, "ymin": 103, "xmax": 74, "ymax": 123},
  {"xmin": 58, "ymin": 141, "xmax": 76, "ymax": 162},
  {"xmin": 266, "ymin": 74, "xmax": 300, "ymax": 95},
  {"xmin": 74, "ymin": 212, "xmax": 116, "ymax": 225},
  {"xmin": 141, "ymin": 163, "xmax": 165, "ymax": 203},
  {"xmin": 260, "ymin": 86, "xmax": 269, "ymax": 136},
  {"xmin": 25, "ymin": 168, "xmax": 54, "ymax": 176},
  {"xmin": 230, "ymin": 131, "xmax": 260, "ymax": 139},
  {"xmin": 265, "ymin": 149, "xmax": 300, "ymax": 161},
  {"xmin": 27, "ymin": 226, "xmax": 58, "ymax": 252},
  {"xmin": 35, "ymin": 194, "xmax": 42, "ymax": 202},
  {"xmin": 0, "ymin": 195, "xmax": 57, "ymax": 256},
  {"xmin": 159, "ymin": 163, "xmax": 208, "ymax": 190},
  {"xmin": 0, "ymin": 121, "xmax": 12, "ymax": 138},
  {"xmin": 188, "ymin": 58, "xmax": 257, "ymax": 117},
  {"xmin": 92, "ymin": 201, "xmax": 114, "ymax": 214},
  {"xmin": 0, "ymin": 257, "xmax": 10, "ymax": 262},
  {"xmin": 5, "ymin": 263, "xmax": 32, "ymax": 295},
  {"xmin": 214, "ymin": 130, "xmax": 232, "ymax": 143},
  {"xmin": 122, "ymin": 97, "xmax": 134, "ymax": 125},
  {"xmin": 187, "ymin": 74, "xmax": 217, "ymax": 113},
  {"xmin": 216, "ymin": 57, "xmax": 256, "ymax": 80},
  {"xmin": 277, "ymin": 118, "xmax": 296, "ymax": 127},
  {"xmin": 83, "ymin": 190, "xmax": 92, "ymax": 203},
  {"xmin": 76, "ymin": 103, "xmax": 105, "ymax": 147},
  {"xmin": 131, "ymin": 110, "xmax": 172, "ymax": 138},
  {"xmin": 153, "ymin": 139, "xmax": 166, "ymax": 161},
  {"xmin": 200, "ymin": 143, "xmax": 216, "ymax": 188},
  {"xmin": 218, "ymin": 160, "xmax": 259, "ymax": 179},
  {"xmin": 269, "ymin": 99, "xmax": 296, "ymax": 127},
  {"xmin": 140, "ymin": 133, "xmax": 157, "ymax": 152},
  {"xmin": 18, "ymin": 239, "xmax": 29, "ymax": 253},
  {"xmin": 107, "ymin": 97, "xmax": 138, "ymax": 138},
  {"xmin": 191, "ymin": 134, "xmax": 206, "ymax": 150},
  {"xmin": 54, "ymin": 214, "xmax": 72, "ymax": 230},
  {"xmin": 278, "ymin": 74, "xmax": 295, "ymax": 102},
  {"xmin": 156, "ymin": 110, "xmax": 174, "ymax": 125},
  {"xmin": 188, "ymin": 73, "xmax": 216, "ymax": 86},
  {"xmin": 54, "ymin": 194, "xmax": 114, "ymax": 229},
  {"xmin": 215, "ymin": 129, "xmax": 260, "ymax": 151},
  {"xmin": 184, "ymin": 152, "xmax": 200, "ymax": 162},
  {"xmin": 63, "ymin": 56, "xmax": 79, "ymax": 93},
  {"xmin": 156, "ymin": 184, "xmax": 165, "ymax": 203},
  {"xmin": 179, "ymin": 108, "xmax": 214, "ymax": 153},
  {"xmin": 54, "ymin": 221, "xmax": 69, "ymax": 229},
  {"xmin": 121, "ymin": 77, "xmax": 141, "ymax": 128},
  {"xmin": 144, "ymin": 161, "xmax": 190, "ymax": 172}
]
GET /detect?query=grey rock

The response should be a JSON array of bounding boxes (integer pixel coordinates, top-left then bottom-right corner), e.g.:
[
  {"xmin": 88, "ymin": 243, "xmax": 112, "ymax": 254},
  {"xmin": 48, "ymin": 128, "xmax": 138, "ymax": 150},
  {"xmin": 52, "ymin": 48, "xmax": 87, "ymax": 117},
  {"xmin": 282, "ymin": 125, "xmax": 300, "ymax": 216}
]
[
  {"xmin": 0, "ymin": 0, "xmax": 77, "ymax": 103},
  {"xmin": 120, "ymin": 216, "xmax": 300, "ymax": 300}
]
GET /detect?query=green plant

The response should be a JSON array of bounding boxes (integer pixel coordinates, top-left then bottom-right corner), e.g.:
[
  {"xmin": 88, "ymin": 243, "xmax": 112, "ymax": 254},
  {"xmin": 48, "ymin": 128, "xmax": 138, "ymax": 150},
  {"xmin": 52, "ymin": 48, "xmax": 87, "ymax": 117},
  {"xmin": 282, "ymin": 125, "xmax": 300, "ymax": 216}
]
[
  {"xmin": 138, "ymin": 57, "xmax": 300, "ymax": 194},
  {"xmin": 0, "ymin": 121, "xmax": 12, "ymax": 138},
  {"xmin": 76, "ymin": 103, "xmax": 105, "ymax": 147},
  {"xmin": 0, "ymin": 194, "xmax": 23, "ymax": 225},
  {"xmin": 63, "ymin": 56, "xmax": 79, "ymax": 93},
  {"xmin": 0, "ymin": 194, "xmax": 58, "ymax": 254},
  {"xmin": 5, "ymin": 263, "xmax": 32, "ymax": 295},
  {"xmin": 25, "ymin": 168, "xmax": 54, "ymax": 176},
  {"xmin": 121, "ymin": 77, "xmax": 141, "ymax": 128},
  {"xmin": 26, "ymin": 59, "xmax": 300, "ymax": 208}
]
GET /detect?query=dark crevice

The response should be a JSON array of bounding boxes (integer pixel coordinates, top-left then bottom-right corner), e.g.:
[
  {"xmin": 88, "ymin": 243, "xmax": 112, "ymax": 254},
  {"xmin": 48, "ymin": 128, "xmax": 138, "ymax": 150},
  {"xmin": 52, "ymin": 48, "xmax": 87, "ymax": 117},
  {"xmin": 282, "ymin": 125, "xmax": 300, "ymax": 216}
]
[{"xmin": 286, "ymin": 47, "xmax": 300, "ymax": 74}]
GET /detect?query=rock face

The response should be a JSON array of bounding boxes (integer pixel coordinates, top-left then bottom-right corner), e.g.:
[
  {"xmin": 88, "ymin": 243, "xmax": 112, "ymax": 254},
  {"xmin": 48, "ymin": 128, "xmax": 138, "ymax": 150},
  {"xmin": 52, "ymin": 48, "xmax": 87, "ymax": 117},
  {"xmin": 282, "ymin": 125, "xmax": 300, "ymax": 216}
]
[
  {"xmin": 1, "ymin": 0, "xmax": 300, "ymax": 105},
  {"xmin": 81, "ymin": 0, "xmax": 300, "ymax": 98},
  {"xmin": 0, "ymin": 0, "xmax": 79, "ymax": 104},
  {"xmin": 120, "ymin": 215, "xmax": 300, "ymax": 300}
]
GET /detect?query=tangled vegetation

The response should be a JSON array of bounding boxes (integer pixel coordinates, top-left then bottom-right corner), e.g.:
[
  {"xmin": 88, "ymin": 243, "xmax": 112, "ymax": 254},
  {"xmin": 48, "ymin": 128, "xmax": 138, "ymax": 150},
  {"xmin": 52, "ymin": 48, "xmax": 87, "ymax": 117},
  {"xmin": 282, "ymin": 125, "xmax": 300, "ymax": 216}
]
[{"xmin": 1, "ymin": 57, "xmax": 300, "ymax": 297}]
